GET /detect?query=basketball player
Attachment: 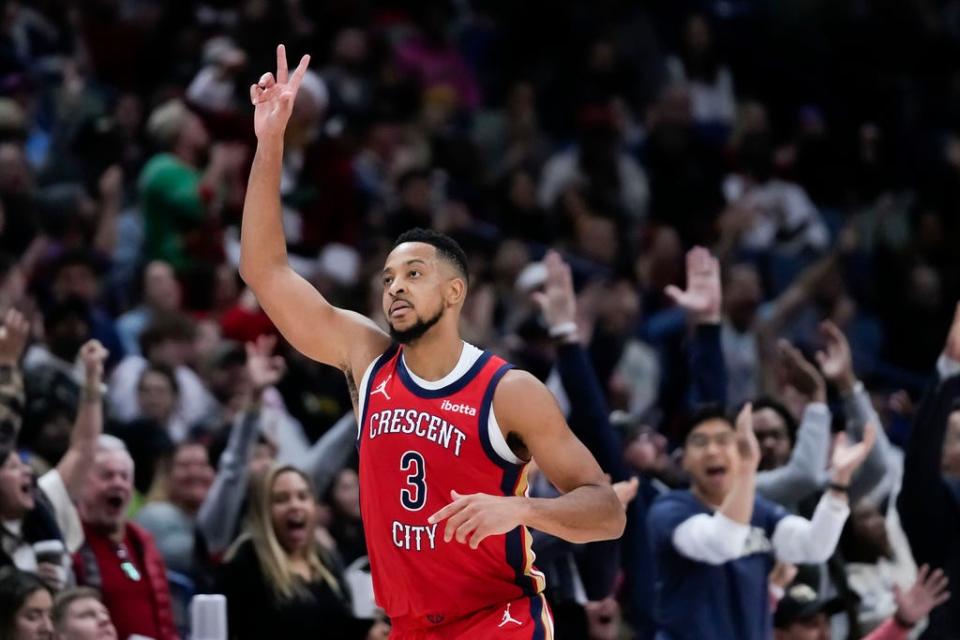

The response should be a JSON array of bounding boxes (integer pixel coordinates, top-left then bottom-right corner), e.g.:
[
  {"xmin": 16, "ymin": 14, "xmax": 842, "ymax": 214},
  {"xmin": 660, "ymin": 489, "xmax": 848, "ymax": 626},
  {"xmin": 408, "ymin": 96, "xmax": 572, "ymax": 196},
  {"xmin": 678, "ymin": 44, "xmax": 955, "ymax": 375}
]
[{"xmin": 240, "ymin": 45, "xmax": 626, "ymax": 638}]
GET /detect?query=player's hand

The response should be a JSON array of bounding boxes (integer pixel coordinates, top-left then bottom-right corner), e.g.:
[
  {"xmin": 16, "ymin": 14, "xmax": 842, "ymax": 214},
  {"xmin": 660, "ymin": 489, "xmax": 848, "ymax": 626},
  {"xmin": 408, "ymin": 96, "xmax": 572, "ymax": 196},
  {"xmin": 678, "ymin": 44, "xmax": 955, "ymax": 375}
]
[
  {"xmin": 664, "ymin": 246, "xmax": 722, "ymax": 324},
  {"xmin": 249, "ymin": 44, "xmax": 310, "ymax": 141},
  {"xmin": 428, "ymin": 490, "xmax": 526, "ymax": 550},
  {"xmin": 612, "ymin": 476, "xmax": 639, "ymax": 509}
]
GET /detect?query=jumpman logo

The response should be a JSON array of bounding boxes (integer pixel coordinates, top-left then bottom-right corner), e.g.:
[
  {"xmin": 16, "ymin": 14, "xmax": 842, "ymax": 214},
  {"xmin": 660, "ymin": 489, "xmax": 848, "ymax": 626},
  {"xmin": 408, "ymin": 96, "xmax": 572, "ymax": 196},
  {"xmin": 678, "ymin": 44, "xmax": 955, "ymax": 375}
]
[
  {"xmin": 498, "ymin": 603, "xmax": 522, "ymax": 628},
  {"xmin": 371, "ymin": 375, "xmax": 392, "ymax": 400}
]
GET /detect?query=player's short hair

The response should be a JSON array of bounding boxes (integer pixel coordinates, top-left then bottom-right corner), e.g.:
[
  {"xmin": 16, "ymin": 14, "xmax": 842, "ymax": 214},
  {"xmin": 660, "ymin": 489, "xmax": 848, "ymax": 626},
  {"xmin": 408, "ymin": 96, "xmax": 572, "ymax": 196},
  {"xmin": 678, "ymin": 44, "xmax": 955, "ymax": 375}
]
[{"xmin": 393, "ymin": 228, "xmax": 469, "ymax": 283}]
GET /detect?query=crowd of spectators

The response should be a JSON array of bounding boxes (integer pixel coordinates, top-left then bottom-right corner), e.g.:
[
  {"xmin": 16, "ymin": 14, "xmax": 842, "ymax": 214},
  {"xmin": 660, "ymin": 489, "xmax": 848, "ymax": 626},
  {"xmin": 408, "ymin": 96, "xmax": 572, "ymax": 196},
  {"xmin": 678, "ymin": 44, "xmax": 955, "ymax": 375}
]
[{"xmin": 0, "ymin": 0, "xmax": 959, "ymax": 638}]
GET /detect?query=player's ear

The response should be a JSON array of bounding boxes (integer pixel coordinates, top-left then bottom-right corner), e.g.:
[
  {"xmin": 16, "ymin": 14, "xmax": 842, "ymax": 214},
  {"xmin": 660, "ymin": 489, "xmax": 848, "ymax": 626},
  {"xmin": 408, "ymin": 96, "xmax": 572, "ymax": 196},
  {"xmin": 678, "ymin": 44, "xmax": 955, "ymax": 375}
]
[{"xmin": 445, "ymin": 277, "xmax": 466, "ymax": 306}]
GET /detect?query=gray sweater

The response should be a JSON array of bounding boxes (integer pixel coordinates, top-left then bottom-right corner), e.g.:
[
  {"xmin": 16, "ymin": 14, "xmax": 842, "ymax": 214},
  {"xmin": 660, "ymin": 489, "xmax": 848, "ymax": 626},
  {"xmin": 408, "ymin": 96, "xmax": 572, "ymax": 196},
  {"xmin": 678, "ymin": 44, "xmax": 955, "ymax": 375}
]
[
  {"xmin": 756, "ymin": 402, "xmax": 831, "ymax": 511},
  {"xmin": 755, "ymin": 384, "xmax": 896, "ymax": 512},
  {"xmin": 196, "ymin": 410, "xmax": 357, "ymax": 555}
]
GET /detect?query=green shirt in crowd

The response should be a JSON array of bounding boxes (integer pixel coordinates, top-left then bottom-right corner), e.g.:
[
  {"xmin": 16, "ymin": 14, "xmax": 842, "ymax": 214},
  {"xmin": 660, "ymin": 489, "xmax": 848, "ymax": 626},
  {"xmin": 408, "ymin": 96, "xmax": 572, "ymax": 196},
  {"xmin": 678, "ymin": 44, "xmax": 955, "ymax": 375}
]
[{"xmin": 138, "ymin": 153, "xmax": 204, "ymax": 271}]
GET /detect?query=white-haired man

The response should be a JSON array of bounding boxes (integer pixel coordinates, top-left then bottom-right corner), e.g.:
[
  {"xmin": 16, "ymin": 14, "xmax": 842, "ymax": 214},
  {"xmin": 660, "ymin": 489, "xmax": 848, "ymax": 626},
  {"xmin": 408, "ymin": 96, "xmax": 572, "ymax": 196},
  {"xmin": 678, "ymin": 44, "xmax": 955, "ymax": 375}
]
[{"xmin": 73, "ymin": 435, "xmax": 177, "ymax": 640}]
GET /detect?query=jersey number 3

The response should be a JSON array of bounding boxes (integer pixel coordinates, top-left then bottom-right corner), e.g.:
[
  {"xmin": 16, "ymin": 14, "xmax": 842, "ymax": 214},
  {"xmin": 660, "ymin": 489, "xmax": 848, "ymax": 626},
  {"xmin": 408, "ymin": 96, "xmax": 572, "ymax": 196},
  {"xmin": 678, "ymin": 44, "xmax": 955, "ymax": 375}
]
[{"xmin": 400, "ymin": 451, "xmax": 426, "ymax": 511}]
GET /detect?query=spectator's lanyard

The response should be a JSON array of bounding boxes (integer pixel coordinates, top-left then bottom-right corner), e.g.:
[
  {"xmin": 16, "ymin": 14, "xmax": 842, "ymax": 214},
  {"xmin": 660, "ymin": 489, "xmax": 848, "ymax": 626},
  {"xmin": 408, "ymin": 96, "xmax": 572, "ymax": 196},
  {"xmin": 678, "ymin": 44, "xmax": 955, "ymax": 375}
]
[{"xmin": 115, "ymin": 541, "xmax": 142, "ymax": 581}]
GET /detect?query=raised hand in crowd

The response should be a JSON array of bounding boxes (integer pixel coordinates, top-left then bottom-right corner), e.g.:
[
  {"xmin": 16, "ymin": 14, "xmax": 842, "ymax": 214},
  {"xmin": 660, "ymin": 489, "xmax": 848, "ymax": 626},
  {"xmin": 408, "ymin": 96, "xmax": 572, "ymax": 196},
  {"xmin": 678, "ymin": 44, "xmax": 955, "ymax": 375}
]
[
  {"xmin": 736, "ymin": 402, "xmax": 762, "ymax": 476},
  {"xmin": 892, "ymin": 564, "xmax": 951, "ymax": 629},
  {"xmin": 0, "ymin": 308, "xmax": 30, "ymax": 366},
  {"xmin": 815, "ymin": 320, "xmax": 857, "ymax": 393},
  {"xmin": 778, "ymin": 339, "xmax": 827, "ymax": 405},
  {"xmin": 829, "ymin": 422, "xmax": 877, "ymax": 491},
  {"xmin": 531, "ymin": 250, "xmax": 579, "ymax": 342},
  {"xmin": 58, "ymin": 340, "xmax": 109, "ymax": 500},
  {"xmin": 665, "ymin": 246, "xmax": 722, "ymax": 324},
  {"xmin": 79, "ymin": 339, "xmax": 108, "ymax": 387},
  {"xmin": 245, "ymin": 334, "xmax": 286, "ymax": 398}
]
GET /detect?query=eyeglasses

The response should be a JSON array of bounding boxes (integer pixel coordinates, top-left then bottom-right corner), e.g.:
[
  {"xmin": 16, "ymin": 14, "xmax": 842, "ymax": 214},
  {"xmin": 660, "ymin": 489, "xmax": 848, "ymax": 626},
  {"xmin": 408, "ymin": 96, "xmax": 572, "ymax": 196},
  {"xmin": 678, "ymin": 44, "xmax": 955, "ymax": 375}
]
[
  {"xmin": 115, "ymin": 543, "xmax": 142, "ymax": 582},
  {"xmin": 686, "ymin": 432, "xmax": 735, "ymax": 449}
]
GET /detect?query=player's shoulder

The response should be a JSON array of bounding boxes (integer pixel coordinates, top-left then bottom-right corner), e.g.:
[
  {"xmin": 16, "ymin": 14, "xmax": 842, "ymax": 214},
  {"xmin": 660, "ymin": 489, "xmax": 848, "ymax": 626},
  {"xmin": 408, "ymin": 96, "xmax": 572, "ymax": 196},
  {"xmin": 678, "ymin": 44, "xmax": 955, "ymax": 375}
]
[
  {"xmin": 492, "ymin": 368, "xmax": 552, "ymax": 412},
  {"xmin": 495, "ymin": 367, "xmax": 544, "ymax": 394}
]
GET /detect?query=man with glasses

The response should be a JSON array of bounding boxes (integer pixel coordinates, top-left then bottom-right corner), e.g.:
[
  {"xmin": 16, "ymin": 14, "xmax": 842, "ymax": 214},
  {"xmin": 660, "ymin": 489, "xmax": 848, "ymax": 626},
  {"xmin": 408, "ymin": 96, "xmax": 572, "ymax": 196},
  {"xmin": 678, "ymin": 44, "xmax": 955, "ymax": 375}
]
[{"xmin": 647, "ymin": 404, "xmax": 877, "ymax": 640}]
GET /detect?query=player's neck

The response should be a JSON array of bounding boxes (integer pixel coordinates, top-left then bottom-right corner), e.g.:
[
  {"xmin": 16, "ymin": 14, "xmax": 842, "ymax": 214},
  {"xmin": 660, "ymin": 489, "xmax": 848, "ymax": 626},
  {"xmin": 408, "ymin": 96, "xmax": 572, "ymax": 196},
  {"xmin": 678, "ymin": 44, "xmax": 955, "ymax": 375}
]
[{"xmin": 402, "ymin": 327, "xmax": 465, "ymax": 382}]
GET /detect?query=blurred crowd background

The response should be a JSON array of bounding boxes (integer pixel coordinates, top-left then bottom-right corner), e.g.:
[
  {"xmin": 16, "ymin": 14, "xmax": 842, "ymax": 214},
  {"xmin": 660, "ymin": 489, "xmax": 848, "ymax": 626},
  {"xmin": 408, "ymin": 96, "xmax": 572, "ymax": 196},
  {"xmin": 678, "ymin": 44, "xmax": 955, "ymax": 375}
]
[{"xmin": 0, "ymin": 0, "xmax": 959, "ymax": 639}]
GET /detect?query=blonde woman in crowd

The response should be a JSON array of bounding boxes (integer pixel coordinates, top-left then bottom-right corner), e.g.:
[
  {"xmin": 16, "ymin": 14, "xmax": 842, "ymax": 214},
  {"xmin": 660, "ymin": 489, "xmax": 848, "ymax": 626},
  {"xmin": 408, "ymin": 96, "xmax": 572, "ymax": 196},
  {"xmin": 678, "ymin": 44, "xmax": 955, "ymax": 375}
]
[{"xmin": 218, "ymin": 464, "xmax": 386, "ymax": 639}]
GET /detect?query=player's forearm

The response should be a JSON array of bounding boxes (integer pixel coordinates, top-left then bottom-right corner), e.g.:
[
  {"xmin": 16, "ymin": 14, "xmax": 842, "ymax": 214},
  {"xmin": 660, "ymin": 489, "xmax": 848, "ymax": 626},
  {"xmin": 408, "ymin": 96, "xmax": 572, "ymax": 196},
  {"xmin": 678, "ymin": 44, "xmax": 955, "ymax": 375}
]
[
  {"xmin": 521, "ymin": 484, "xmax": 625, "ymax": 543},
  {"xmin": 239, "ymin": 137, "xmax": 289, "ymax": 284}
]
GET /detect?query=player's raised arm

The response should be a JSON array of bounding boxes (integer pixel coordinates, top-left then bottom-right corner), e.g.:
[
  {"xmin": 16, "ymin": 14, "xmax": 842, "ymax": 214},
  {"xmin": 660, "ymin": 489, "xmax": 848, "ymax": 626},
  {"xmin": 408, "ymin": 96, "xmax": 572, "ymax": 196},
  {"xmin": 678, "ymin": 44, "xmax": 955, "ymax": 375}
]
[{"xmin": 239, "ymin": 44, "xmax": 389, "ymax": 380}]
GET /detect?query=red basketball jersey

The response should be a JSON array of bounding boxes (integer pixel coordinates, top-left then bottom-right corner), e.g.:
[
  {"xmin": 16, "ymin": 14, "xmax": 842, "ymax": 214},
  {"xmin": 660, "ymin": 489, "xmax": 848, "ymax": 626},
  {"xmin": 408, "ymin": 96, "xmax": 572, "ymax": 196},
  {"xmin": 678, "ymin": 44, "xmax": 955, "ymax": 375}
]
[{"xmin": 357, "ymin": 343, "xmax": 546, "ymax": 629}]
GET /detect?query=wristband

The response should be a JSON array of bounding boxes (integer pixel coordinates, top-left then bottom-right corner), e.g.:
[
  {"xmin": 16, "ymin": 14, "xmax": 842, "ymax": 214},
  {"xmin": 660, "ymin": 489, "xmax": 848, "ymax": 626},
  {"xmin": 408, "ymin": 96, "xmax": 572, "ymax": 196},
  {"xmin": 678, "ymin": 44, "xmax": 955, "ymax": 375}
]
[
  {"xmin": 548, "ymin": 321, "xmax": 578, "ymax": 339},
  {"xmin": 81, "ymin": 382, "xmax": 108, "ymax": 403},
  {"xmin": 827, "ymin": 482, "xmax": 849, "ymax": 494}
]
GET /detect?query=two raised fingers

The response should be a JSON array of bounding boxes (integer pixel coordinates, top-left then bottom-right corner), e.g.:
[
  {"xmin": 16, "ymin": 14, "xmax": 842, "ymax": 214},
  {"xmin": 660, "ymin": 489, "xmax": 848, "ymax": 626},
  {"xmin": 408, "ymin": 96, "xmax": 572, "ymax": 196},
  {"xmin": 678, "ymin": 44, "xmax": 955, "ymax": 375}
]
[{"xmin": 249, "ymin": 44, "xmax": 311, "ymax": 105}]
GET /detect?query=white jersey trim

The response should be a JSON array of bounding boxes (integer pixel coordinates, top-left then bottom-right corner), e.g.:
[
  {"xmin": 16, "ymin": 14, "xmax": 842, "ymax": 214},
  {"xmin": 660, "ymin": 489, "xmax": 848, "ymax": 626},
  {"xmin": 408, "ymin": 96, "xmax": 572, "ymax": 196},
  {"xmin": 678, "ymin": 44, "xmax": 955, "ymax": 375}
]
[
  {"xmin": 488, "ymin": 406, "xmax": 524, "ymax": 465},
  {"xmin": 356, "ymin": 356, "xmax": 379, "ymax": 439},
  {"xmin": 401, "ymin": 341, "xmax": 483, "ymax": 389},
  {"xmin": 392, "ymin": 341, "xmax": 524, "ymax": 466}
]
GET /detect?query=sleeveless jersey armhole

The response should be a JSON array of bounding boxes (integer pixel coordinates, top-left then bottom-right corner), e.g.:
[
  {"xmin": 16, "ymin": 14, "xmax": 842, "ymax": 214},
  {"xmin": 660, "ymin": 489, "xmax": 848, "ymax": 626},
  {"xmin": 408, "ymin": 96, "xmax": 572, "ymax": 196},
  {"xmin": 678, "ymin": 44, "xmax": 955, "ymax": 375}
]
[{"xmin": 488, "ymin": 392, "xmax": 525, "ymax": 466}]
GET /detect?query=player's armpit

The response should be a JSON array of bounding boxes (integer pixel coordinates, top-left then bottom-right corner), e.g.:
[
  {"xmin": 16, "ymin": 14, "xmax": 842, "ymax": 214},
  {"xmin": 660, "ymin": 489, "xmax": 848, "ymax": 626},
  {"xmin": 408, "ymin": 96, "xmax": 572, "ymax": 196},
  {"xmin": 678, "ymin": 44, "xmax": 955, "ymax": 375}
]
[
  {"xmin": 247, "ymin": 265, "xmax": 391, "ymax": 382},
  {"xmin": 493, "ymin": 370, "xmax": 626, "ymax": 541}
]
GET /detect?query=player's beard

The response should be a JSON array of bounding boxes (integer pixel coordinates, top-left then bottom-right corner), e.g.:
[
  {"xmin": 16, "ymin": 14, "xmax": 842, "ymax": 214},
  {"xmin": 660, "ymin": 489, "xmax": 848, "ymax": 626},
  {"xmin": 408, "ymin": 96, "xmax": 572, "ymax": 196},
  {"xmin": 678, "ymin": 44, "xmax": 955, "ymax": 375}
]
[{"xmin": 389, "ymin": 304, "xmax": 444, "ymax": 344}]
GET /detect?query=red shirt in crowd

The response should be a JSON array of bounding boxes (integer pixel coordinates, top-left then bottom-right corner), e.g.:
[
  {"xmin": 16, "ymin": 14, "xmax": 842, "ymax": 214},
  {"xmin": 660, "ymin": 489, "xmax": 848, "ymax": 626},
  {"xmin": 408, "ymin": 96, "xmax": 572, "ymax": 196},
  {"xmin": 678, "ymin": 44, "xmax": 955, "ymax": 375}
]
[{"xmin": 76, "ymin": 522, "xmax": 175, "ymax": 640}]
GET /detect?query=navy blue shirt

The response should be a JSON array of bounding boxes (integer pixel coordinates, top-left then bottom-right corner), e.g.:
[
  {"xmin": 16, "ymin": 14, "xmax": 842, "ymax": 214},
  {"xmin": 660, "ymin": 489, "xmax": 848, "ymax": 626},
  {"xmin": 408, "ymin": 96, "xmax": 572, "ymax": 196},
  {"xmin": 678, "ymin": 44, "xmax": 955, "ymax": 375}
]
[{"xmin": 647, "ymin": 490, "xmax": 788, "ymax": 640}]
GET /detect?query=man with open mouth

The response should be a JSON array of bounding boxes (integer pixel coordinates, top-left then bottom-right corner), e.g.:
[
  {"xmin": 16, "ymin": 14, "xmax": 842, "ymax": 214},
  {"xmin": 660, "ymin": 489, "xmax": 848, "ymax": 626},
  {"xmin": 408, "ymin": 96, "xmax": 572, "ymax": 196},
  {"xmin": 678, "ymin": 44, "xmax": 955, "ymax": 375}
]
[
  {"xmin": 647, "ymin": 403, "xmax": 877, "ymax": 640},
  {"xmin": 73, "ymin": 435, "xmax": 178, "ymax": 640}
]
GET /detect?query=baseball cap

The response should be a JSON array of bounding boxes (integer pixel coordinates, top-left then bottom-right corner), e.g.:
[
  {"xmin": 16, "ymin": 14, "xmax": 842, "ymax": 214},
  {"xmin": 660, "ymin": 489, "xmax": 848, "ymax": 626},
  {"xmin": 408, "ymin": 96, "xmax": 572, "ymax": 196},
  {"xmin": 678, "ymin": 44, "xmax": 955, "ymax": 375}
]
[{"xmin": 774, "ymin": 584, "xmax": 845, "ymax": 629}]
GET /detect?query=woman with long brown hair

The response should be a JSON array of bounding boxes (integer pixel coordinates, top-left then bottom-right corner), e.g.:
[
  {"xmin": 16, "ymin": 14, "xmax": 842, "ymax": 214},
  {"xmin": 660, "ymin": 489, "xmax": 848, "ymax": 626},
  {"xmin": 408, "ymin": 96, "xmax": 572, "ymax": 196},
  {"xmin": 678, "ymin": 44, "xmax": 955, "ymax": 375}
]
[{"xmin": 218, "ymin": 464, "xmax": 378, "ymax": 639}]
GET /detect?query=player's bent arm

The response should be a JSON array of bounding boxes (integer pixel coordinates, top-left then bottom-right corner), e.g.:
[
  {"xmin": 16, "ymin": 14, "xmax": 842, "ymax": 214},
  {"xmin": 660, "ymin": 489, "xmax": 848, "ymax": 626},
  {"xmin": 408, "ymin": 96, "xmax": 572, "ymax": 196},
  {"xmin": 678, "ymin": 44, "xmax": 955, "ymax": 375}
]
[
  {"xmin": 239, "ymin": 133, "xmax": 390, "ymax": 379},
  {"xmin": 496, "ymin": 370, "xmax": 626, "ymax": 542},
  {"xmin": 249, "ymin": 267, "xmax": 390, "ymax": 375}
]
